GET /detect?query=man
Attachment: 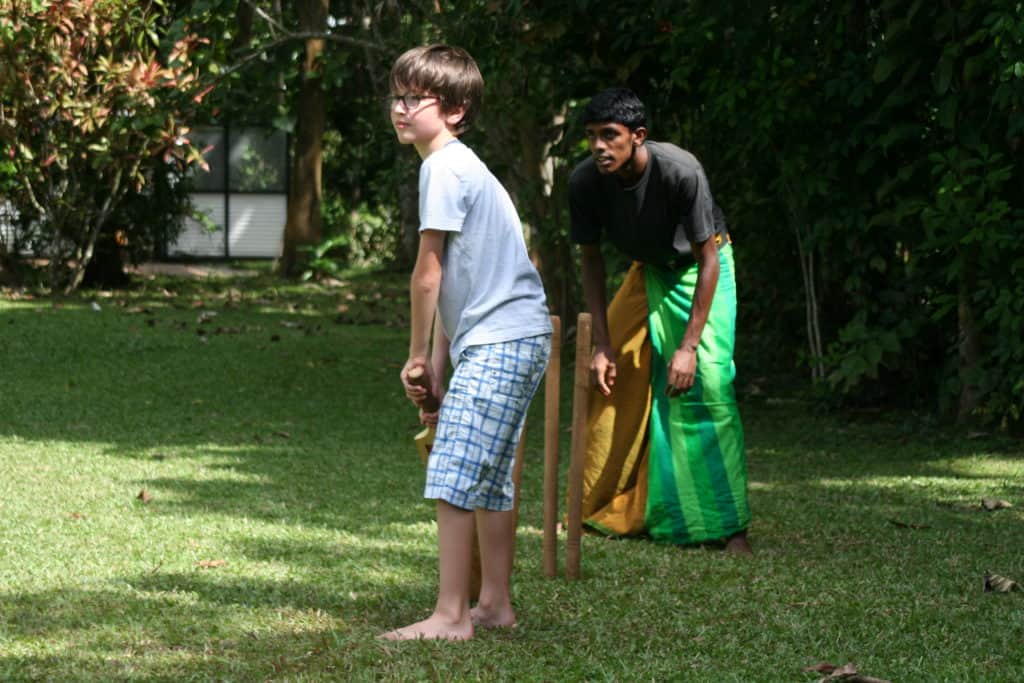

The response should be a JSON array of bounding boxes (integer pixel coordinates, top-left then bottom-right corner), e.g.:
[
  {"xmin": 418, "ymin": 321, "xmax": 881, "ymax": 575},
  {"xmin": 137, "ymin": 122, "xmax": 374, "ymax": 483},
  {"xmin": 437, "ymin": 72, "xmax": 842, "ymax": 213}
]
[{"xmin": 568, "ymin": 88, "xmax": 751, "ymax": 553}]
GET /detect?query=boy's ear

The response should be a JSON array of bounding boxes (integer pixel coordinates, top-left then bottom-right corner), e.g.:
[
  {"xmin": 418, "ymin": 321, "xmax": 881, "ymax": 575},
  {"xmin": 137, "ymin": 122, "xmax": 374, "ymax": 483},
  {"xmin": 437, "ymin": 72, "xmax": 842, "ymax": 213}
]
[
  {"xmin": 632, "ymin": 126, "xmax": 648, "ymax": 145},
  {"xmin": 445, "ymin": 104, "xmax": 467, "ymax": 130}
]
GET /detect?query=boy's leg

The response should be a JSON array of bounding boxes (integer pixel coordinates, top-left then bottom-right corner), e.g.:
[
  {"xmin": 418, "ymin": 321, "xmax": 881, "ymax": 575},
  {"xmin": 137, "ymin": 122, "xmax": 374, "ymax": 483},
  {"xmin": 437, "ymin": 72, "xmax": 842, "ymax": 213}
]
[
  {"xmin": 471, "ymin": 507, "xmax": 518, "ymax": 628},
  {"xmin": 379, "ymin": 500, "xmax": 475, "ymax": 641}
]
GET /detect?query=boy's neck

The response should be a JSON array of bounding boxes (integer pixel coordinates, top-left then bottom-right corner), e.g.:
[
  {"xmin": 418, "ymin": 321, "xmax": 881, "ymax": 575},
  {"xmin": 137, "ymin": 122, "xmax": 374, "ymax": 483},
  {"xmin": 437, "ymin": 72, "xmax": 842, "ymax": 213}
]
[{"xmin": 416, "ymin": 129, "xmax": 460, "ymax": 159}]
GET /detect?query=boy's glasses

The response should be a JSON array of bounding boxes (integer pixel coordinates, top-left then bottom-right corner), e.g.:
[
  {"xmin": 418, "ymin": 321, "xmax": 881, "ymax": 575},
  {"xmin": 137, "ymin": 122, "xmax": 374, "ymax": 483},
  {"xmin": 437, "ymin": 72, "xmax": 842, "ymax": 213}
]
[{"xmin": 387, "ymin": 94, "xmax": 439, "ymax": 111}]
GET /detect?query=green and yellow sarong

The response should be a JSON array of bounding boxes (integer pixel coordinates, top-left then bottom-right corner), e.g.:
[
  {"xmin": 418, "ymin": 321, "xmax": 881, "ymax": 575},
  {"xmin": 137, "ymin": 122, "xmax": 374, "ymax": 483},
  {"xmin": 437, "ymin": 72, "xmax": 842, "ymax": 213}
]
[{"xmin": 581, "ymin": 244, "xmax": 750, "ymax": 544}]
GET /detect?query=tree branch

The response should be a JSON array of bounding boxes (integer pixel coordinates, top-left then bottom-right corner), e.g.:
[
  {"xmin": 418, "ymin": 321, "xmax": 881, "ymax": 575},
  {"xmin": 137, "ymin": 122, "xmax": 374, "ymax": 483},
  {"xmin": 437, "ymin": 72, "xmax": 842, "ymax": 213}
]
[
  {"xmin": 216, "ymin": 31, "xmax": 385, "ymax": 84},
  {"xmin": 241, "ymin": 0, "xmax": 287, "ymax": 37}
]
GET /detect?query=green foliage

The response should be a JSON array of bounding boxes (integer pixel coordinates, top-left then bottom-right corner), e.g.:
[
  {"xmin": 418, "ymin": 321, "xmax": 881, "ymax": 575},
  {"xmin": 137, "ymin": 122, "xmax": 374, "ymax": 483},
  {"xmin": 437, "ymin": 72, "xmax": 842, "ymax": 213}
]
[
  {"xmin": 298, "ymin": 233, "xmax": 348, "ymax": 281},
  {"xmin": 135, "ymin": 0, "xmax": 1024, "ymax": 424},
  {"xmin": 114, "ymin": 161, "xmax": 194, "ymax": 266},
  {"xmin": 0, "ymin": 0, "xmax": 210, "ymax": 291}
]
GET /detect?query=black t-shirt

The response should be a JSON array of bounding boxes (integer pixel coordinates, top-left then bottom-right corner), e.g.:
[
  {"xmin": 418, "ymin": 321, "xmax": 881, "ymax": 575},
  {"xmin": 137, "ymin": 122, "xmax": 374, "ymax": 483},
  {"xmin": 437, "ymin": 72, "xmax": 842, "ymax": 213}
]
[{"xmin": 568, "ymin": 141, "xmax": 725, "ymax": 267}]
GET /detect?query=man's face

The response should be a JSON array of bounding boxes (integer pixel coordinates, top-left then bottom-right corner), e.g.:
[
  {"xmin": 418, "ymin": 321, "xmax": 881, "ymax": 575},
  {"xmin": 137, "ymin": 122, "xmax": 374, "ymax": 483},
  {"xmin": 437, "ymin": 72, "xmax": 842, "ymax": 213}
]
[{"xmin": 584, "ymin": 121, "xmax": 644, "ymax": 175}]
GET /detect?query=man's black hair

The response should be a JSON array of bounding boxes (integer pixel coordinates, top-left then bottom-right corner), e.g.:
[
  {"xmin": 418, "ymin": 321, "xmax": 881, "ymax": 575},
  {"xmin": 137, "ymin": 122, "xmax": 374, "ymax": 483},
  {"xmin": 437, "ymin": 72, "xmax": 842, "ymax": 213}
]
[{"xmin": 583, "ymin": 88, "xmax": 647, "ymax": 130}]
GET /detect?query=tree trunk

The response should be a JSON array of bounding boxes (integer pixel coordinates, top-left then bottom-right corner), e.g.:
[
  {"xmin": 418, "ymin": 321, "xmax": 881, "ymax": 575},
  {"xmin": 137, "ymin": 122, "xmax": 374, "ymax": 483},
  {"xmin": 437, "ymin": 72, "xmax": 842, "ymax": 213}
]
[
  {"xmin": 395, "ymin": 153, "xmax": 419, "ymax": 270},
  {"xmin": 80, "ymin": 227, "xmax": 130, "ymax": 289},
  {"xmin": 278, "ymin": 0, "xmax": 328, "ymax": 277},
  {"xmin": 795, "ymin": 226, "xmax": 825, "ymax": 382},
  {"xmin": 957, "ymin": 247, "xmax": 981, "ymax": 420}
]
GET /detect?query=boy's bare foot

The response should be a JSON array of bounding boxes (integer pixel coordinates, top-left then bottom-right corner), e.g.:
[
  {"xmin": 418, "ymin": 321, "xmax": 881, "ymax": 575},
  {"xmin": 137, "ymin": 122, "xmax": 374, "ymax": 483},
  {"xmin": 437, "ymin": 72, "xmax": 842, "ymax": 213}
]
[
  {"xmin": 470, "ymin": 604, "xmax": 517, "ymax": 629},
  {"xmin": 378, "ymin": 614, "xmax": 473, "ymax": 641},
  {"xmin": 724, "ymin": 530, "xmax": 753, "ymax": 556}
]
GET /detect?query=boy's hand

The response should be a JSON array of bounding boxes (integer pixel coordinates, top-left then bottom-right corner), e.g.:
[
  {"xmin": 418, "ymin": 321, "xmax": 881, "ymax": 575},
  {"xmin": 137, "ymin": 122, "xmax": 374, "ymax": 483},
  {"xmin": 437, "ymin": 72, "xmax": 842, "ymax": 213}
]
[
  {"xmin": 419, "ymin": 378, "xmax": 445, "ymax": 425},
  {"xmin": 400, "ymin": 358, "xmax": 432, "ymax": 405},
  {"xmin": 591, "ymin": 345, "xmax": 617, "ymax": 396}
]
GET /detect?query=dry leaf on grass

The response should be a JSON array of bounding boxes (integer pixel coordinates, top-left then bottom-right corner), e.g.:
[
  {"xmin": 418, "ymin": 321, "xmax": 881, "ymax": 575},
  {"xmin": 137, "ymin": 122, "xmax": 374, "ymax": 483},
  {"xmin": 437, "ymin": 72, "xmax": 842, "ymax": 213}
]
[
  {"xmin": 137, "ymin": 489, "xmax": 153, "ymax": 503},
  {"xmin": 984, "ymin": 572, "xmax": 1020, "ymax": 592},
  {"xmin": 196, "ymin": 559, "xmax": 227, "ymax": 569},
  {"xmin": 803, "ymin": 661, "xmax": 892, "ymax": 683},
  {"xmin": 888, "ymin": 519, "xmax": 931, "ymax": 530},
  {"xmin": 981, "ymin": 498, "xmax": 1013, "ymax": 511}
]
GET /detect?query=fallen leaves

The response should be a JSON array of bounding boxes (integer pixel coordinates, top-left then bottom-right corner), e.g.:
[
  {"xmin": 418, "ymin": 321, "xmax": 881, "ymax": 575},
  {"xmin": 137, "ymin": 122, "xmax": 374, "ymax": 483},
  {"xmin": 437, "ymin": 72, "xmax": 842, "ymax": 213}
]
[
  {"xmin": 196, "ymin": 559, "xmax": 227, "ymax": 569},
  {"xmin": 983, "ymin": 572, "xmax": 1020, "ymax": 593},
  {"xmin": 802, "ymin": 662, "xmax": 891, "ymax": 683},
  {"xmin": 887, "ymin": 519, "xmax": 931, "ymax": 530},
  {"xmin": 136, "ymin": 489, "xmax": 153, "ymax": 503}
]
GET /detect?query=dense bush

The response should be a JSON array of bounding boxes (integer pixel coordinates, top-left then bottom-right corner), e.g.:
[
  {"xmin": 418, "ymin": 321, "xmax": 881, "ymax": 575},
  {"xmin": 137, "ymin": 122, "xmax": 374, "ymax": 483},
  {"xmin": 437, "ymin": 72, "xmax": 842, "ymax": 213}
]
[{"xmin": 0, "ymin": 0, "xmax": 207, "ymax": 291}]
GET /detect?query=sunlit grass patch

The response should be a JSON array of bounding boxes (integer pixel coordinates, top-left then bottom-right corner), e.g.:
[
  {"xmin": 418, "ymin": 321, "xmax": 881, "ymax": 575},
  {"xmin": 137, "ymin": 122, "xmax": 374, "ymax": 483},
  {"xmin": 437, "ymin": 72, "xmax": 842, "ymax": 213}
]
[{"xmin": 2, "ymin": 270, "xmax": 1023, "ymax": 681}]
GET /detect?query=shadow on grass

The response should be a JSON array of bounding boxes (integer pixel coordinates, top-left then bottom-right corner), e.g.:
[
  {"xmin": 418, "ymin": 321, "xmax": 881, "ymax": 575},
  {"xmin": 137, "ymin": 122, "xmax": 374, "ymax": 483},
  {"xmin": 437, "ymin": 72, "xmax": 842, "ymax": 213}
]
[
  {"xmin": 0, "ymin": 531, "xmax": 439, "ymax": 678},
  {"xmin": 3, "ymin": 276, "xmax": 1023, "ymax": 681},
  {"xmin": 0, "ymin": 582, "xmax": 395, "ymax": 681}
]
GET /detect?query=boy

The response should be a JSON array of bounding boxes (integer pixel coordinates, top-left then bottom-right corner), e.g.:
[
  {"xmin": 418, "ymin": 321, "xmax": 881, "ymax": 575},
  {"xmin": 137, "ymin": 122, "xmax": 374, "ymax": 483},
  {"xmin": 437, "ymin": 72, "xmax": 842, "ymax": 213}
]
[{"xmin": 382, "ymin": 45, "xmax": 552, "ymax": 641}]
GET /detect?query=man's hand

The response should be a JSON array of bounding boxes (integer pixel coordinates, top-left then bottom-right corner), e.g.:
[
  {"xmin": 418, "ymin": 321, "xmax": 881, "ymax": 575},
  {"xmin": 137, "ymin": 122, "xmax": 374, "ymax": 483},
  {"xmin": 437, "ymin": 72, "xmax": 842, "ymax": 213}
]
[
  {"xmin": 419, "ymin": 407, "xmax": 440, "ymax": 426},
  {"xmin": 591, "ymin": 345, "xmax": 617, "ymax": 396},
  {"xmin": 666, "ymin": 346, "xmax": 697, "ymax": 397}
]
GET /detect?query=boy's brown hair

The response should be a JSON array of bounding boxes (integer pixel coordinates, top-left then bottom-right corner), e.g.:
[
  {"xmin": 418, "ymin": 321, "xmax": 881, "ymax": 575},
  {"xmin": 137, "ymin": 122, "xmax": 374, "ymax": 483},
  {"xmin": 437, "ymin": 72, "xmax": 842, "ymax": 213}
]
[{"xmin": 389, "ymin": 45, "xmax": 483, "ymax": 135}]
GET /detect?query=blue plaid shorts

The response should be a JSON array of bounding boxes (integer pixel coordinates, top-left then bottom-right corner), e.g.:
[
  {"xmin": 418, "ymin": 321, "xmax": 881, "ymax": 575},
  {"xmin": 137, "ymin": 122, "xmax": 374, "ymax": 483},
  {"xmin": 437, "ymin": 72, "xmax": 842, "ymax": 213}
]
[{"xmin": 425, "ymin": 334, "xmax": 551, "ymax": 511}]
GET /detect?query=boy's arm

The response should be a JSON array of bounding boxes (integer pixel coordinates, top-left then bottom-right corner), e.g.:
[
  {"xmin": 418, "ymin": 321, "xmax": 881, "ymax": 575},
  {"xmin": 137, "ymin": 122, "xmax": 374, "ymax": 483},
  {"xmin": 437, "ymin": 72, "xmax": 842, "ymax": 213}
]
[
  {"xmin": 413, "ymin": 312, "xmax": 450, "ymax": 426},
  {"xmin": 401, "ymin": 229, "xmax": 446, "ymax": 405},
  {"xmin": 666, "ymin": 236, "xmax": 719, "ymax": 396},
  {"xmin": 581, "ymin": 243, "xmax": 616, "ymax": 396},
  {"xmin": 429, "ymin": 311, "xmax": 449, "ymax": 397}
]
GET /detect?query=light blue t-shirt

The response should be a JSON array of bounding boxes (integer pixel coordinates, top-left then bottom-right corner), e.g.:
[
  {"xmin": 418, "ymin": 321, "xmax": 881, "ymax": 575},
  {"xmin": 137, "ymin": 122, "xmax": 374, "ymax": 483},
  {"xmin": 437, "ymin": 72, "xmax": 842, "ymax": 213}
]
[{"xmin": 418, "ymin": 140, "xmax": 552, "ymax": 364}]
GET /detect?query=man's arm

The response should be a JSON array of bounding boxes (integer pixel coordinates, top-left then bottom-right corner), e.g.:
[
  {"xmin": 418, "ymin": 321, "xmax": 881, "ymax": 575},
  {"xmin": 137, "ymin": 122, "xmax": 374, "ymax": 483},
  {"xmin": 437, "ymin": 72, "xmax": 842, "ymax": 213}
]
[
  {"xmin": 666, "ymin": 236, "xmax": 719, "ymax": 397},
  {"xmin": 580, "ymin": 243, "xmax": 616, "ymax": 396}
]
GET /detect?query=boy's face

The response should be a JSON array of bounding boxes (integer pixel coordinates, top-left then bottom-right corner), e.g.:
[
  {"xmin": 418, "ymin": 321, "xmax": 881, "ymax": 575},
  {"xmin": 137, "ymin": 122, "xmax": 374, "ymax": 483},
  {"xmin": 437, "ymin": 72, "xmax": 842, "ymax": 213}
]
[
  {"xmin": 389, "ymin": 91, "xmax": 462, "ymax": 153},
  {"xmin": 584, "ymin": 121, "xmax": 646, "ymax": 175}
]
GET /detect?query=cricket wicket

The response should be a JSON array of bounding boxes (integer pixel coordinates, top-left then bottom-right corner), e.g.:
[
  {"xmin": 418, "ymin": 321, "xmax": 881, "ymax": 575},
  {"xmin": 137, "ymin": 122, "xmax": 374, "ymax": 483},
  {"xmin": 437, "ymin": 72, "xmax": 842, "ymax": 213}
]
[
  {"xmin": 565, "ymin": 312, "xmax": 591, "ymax": 580},
  {"xmin": 540, "ymin": 312, "xmax": 592, "ymax": 580},
  {"xmin": 542, "ymin": 315, "xmax": 562, "ymax": 578}
]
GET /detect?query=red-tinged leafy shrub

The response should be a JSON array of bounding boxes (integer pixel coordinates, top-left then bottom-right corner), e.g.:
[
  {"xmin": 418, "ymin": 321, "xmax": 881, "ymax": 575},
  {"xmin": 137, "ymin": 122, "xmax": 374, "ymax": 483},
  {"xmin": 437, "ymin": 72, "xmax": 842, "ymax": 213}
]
[{"xmin": 0, "ymin": 0, "xmax": 212, "ymax": 291}]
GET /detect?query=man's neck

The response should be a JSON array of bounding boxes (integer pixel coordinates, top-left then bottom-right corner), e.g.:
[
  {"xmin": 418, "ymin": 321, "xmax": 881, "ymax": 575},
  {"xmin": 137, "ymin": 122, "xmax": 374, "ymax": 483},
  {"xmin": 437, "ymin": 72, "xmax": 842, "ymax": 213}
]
[{"xmin": 615, "ymin": 142, "xmax": 649, "ymax": 186}]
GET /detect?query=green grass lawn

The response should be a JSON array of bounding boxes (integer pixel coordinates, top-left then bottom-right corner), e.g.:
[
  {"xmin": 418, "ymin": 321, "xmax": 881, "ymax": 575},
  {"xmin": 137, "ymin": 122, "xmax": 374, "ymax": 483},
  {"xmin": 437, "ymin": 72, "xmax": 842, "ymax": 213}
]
[{"xmin": 1, "ymin": 269, "xmax": 1022, "ymax": 682}]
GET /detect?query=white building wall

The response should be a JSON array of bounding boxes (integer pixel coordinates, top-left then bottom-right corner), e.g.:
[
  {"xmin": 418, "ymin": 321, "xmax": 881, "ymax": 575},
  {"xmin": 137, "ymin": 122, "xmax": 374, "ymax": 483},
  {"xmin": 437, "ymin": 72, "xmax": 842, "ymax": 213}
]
[
  {"xmin": 228, "ymin": 195, "xmax": 286, "ymax": 258},
  {"xmin": 170, "ymin": 195, "xmax": 227, "ymax": 257}
]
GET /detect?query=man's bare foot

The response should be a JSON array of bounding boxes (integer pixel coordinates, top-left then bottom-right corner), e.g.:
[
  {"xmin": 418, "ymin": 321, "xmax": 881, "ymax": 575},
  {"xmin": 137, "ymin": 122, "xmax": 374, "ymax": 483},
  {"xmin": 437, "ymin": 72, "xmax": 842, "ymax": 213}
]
[
  {"xmin": 724, "ymin": 531, "xmax": 753, "ymax": 556},
  {"xmin": 470, "ymin": 604, "xmax": 517, "ymax": 629},
  {"xmin": 377, "ymin": 614, "xmax": 473, "ymax": 641}
]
